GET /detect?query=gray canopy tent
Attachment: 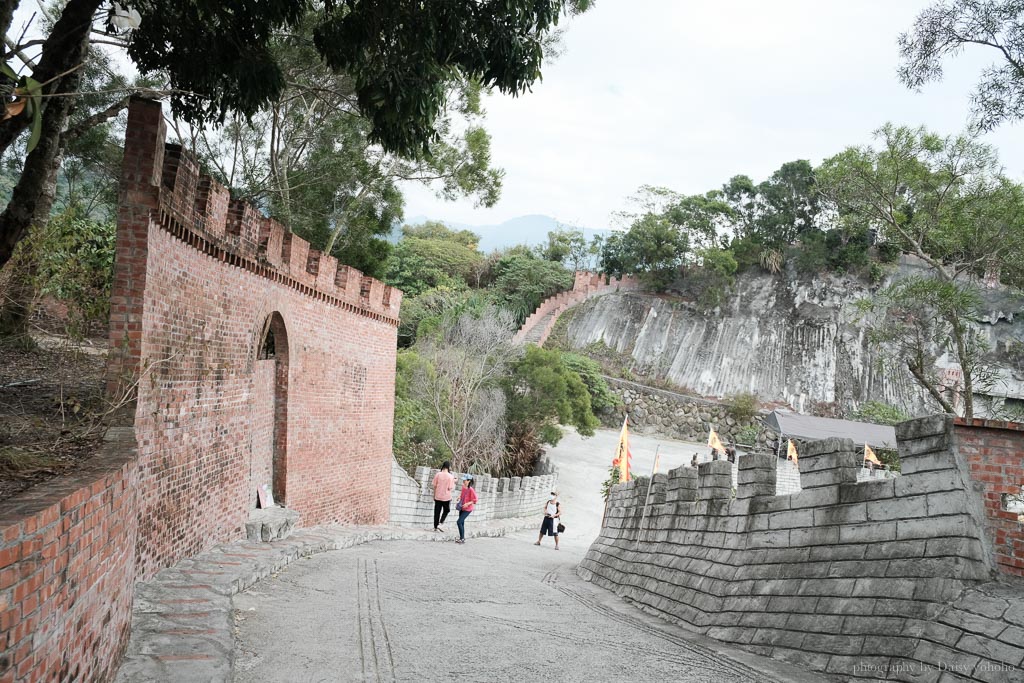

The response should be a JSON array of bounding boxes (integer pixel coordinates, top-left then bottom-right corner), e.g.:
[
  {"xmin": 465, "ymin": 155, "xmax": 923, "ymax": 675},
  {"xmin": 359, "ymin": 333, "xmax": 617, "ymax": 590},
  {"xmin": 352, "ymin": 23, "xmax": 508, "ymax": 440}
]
[{"xmin": 763, "ymin": 409, "xmax": 897, "ymax": 451}]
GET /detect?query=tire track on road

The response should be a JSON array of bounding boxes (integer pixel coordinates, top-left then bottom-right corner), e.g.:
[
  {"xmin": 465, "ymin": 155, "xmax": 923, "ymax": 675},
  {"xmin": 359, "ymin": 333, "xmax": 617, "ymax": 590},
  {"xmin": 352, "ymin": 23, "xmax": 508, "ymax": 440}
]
[{"xmin": 357, "ymin": 558, "xmax": 397, "ymax": 683}]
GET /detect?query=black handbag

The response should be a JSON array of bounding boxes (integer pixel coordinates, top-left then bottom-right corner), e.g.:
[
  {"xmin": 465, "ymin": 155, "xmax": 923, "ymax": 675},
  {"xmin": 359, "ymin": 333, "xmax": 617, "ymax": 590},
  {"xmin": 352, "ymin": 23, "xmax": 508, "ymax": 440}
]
[{"xmin": 556, "ymin": 522, "xmax": 565, "ymax": 533}]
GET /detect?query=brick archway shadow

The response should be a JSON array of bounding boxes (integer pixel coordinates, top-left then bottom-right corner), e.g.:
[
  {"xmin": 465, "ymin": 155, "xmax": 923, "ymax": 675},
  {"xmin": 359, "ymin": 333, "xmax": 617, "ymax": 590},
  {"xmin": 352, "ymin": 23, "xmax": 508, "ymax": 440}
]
[{"xmin": 258, "ymin": 312, "xmax": 290, "ymax": 506}]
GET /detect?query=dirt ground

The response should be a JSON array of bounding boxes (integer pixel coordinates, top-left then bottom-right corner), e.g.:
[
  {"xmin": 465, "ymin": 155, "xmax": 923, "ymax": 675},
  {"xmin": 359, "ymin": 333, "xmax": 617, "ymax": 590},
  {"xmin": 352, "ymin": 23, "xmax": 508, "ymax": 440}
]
[{"xmin": 0, "ymin": 333, "xmax": 109, "ymax": 500}]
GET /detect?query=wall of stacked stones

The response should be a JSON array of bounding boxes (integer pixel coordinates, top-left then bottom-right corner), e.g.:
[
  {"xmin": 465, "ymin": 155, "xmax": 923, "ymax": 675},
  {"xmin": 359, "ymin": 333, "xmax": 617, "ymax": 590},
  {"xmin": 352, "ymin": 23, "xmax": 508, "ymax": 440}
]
[
  {"xmin": 579, "ymin": 415, "xmax": 1024, "ymax": 681},
  {"xmin": 389, "ymin": 460, "xmax": 557, "ymax": 526},
  {"xmin": 0, "ymin": 414, "xmax": 137, "ymax": 683},
  {"xmin": 108, "ymin": 97, "xmax": 402, "ymax": 580},
  {"xmin": 600, "ymin": 378, "xmax": 778, "ymax": 447}
]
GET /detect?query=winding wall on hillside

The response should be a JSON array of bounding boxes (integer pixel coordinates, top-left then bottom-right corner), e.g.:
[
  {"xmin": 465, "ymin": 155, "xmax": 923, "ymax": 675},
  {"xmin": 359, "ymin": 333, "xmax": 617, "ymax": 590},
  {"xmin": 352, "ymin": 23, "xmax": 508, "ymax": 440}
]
[
  {"xmin": 579, "ymin": 416, "xmax": 1024, "ymax": 681},
  {"xmin": 559, "ymin": 268, "xmax": 1024, "ymax": 417},
  {"xmin": 513, "ymin": 271, "xmax": 640, "ymax": 346}
]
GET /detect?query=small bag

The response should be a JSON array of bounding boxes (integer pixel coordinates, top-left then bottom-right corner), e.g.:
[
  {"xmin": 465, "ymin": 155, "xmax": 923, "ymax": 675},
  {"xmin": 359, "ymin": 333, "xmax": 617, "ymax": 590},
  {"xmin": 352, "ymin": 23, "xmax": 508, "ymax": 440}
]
[
  {"xmin": 456, "ymin": 500, "xmax": 463, "ymax": 512},
  {"xmin": 556, "ymin": 523, "xmax": 565, "ymax": 533}
]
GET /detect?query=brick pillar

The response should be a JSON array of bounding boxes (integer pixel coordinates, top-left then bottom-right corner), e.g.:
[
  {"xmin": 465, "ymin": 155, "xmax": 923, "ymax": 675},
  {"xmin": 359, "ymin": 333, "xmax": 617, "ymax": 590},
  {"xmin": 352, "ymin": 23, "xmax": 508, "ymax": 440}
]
[
  {"xmin": 106, "ymin": 97, "xmax": 165, "ymax": 396},
  {"xmin": 737, "ymin": 452, "xmax": 777, "ymax": 499},
  {"xmin": 698, "ymin": 460, "xmax": 733, "ymax": 500}
]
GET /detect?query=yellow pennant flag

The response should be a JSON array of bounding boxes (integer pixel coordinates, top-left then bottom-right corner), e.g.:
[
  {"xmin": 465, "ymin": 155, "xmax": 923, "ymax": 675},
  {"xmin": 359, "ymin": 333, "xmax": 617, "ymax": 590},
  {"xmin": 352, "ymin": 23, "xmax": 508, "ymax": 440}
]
[
  {"xmin": 612, "ymin": 415, "xmax": 632, "ymax": 482},
  {"xmin": 787, "ymin": 439, "xmax": 799, "ymax": 465},
  {"xmin": 708, "ymin": 429, "xmax": 726, "ymax": 455},
  {"xmin": 864, "ymin": 443, "xmax": 881, "ymax": 466}
]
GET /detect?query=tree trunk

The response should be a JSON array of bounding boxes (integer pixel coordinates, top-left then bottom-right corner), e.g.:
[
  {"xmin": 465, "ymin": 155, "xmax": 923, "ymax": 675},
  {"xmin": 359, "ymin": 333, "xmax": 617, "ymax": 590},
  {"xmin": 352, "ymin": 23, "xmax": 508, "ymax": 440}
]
[
  {"xmin": 0, "ymin": 26, "xmax": 90, "ymax": 268},
  {"xmin": 907, "ymin": 359, "xmax": 955, "ymax": 415},
  {"xmin": 0, "ymin": 0, "xmax": 102, "ymax": 157}
]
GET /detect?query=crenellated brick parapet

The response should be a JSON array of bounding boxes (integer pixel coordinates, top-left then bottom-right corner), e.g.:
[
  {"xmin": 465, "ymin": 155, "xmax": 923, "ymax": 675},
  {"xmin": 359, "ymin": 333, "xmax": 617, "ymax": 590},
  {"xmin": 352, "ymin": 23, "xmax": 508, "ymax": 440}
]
[
  {"xmin": 580, "ymin": 415, "xmax": 1024, "ymax": 681},
  {"xmin": 513, "ymin": 270, "xmax": 641, "ymax": 346}
]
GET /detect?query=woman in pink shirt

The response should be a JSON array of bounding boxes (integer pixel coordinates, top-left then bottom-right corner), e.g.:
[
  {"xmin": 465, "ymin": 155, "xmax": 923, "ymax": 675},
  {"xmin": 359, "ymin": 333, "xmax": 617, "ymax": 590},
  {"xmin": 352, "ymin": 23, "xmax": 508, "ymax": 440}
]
[
  {"xmin": 455, "ymin": 475, "xmax": 478, "ymax": 544},
  {"xmin": 432, "ymin": 461, "xmax": 455, "ymax": 532}
]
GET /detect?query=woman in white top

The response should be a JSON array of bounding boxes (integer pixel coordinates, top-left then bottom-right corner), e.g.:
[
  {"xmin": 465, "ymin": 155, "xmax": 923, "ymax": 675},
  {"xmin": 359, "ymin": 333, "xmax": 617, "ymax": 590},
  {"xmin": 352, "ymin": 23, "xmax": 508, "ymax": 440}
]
[{"xmin": 534, "ymin": 490, "xmax": 561, "ymax": 550}]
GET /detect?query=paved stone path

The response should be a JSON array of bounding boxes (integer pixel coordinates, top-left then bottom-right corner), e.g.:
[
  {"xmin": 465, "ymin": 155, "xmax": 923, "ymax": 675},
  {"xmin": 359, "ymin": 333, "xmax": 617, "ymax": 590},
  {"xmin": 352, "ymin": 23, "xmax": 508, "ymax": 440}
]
[
  {"xmin": 118, "ymin": 427, "xmax": 824, "ymax": 682},
  {"xmin": 231, "ymin": 532, "xmax": 822, "ymax": 683},
  {"xmin": 116, "ymin": 520, "xmax": 536, "ymax": 682}
]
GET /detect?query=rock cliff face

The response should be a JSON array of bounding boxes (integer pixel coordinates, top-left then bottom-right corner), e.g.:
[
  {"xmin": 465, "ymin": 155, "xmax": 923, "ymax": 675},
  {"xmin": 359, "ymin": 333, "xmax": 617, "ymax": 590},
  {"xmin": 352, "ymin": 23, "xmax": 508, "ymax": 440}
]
[{"xmin": 561, "ymin": 259, "xmax": 1024, "ymax": 417}]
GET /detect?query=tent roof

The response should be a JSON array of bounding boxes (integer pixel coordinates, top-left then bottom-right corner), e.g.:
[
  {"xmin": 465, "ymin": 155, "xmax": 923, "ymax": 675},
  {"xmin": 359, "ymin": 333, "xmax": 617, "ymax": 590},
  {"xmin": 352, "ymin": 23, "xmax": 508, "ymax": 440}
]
[{"xmin": 764, "ymin": 409, "xmax": 897, "ymax": 449}]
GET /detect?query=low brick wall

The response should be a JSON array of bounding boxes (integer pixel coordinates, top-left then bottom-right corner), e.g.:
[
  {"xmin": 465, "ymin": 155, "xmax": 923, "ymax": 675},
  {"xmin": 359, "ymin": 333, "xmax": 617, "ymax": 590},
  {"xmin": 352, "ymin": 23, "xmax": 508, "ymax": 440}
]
[
  {"xmin": 389, "ymin": 459, "xmax": 557, "ymax": 527},
  {"xmin": 579, "ymin": 415, "xmax": 1024, "ymax": 681},
  {"xmin": 0, "ymin": 414, "xmax": 138, "ymax": 683},
  {"xmin": 954, "ymin": 418, "xmax": 1024, "ymax": 577}
]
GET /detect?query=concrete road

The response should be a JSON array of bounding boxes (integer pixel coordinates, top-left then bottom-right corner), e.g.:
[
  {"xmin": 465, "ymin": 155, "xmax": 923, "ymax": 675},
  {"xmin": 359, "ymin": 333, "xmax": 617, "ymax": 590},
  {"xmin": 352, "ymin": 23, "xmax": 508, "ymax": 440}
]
[
  {"xmin": 232, "ymin": 535, "xmax": 817, "ymax": 683},
  {"xmin": 232, "ymin": 429, "xmax": 824, "ymax": 682}
]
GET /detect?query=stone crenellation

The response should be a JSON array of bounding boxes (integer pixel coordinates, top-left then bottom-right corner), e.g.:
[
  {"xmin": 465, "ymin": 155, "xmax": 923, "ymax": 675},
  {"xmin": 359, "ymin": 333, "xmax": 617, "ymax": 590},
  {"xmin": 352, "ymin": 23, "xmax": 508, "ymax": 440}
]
[
  {"xmin": 579, "ymin": 415, "xmax": 1024, "ymax": 682},
  {"xmin": 389, "ymin": 459, "xmax": 557, "ymax": 527}
]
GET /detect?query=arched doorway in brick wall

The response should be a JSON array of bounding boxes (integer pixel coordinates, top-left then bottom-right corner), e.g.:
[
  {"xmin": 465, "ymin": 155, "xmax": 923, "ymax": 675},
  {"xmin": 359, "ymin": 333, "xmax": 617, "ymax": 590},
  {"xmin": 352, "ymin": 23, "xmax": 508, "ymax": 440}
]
[{"xmin": 257, "ymin": 312, "xmax": 290, "ymax": 506}]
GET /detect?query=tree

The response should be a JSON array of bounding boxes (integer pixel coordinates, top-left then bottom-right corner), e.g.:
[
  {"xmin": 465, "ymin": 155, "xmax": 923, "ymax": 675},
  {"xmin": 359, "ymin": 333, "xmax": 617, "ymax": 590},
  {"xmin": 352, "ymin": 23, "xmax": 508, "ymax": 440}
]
[
  {"xmin": 504, "ymin": 345, "xmax": 599, "ymax": 473},
  {"xmin": 407, "ymin": 306, "xmax": 520, "ymax": 473},
  {"xmin": 0, "ymin": 0, "xmax": 592, "ymax": 269},
  {"xmin": 899, "ymin": 0, "xmax": 1024, "ymax": 131},
  {"xmin": 490, "ymin": 253, "xmax": 574, "ymax": 323},
  {"xmin": 383, "ymin": 225, "xmax": 484, "ymax": 297},
  {"xmin": 621, "ymin": 213, "xmax": 687, "ymax": 291},
  {"xmin": 819, "ymin": 124, "xmax": 1024, "ymax": 417}
]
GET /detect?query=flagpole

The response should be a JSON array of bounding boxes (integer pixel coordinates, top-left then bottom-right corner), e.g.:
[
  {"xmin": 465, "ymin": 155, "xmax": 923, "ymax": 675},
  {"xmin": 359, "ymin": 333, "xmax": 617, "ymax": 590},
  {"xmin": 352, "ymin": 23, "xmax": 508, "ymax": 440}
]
[{"xmin": 635, "ymin": 445, "xmax": 661, "ymax": 551}]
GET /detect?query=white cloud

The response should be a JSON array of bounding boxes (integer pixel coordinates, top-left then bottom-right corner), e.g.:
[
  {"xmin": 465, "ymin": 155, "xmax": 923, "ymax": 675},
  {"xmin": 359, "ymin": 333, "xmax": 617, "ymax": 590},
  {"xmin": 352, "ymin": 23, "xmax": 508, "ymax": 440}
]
[{"xmin": 403, "ymin": 0, "xmax": 1024, "ymax": 228}]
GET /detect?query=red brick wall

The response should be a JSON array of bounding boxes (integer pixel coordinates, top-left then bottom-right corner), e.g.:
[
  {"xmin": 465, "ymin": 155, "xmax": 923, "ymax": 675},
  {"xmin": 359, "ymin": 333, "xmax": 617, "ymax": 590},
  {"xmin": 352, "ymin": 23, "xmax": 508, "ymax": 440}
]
[
  {"xmin": 109, "ymin": 97, "xmax": 402, "ymax": 580},
  {"xmin": 0, "ymin": 416, "xmax": 138, "ymax": 683},
  {"xmin": 954, "ymin": 418, "xmax": 1024, "ymax": 577}
]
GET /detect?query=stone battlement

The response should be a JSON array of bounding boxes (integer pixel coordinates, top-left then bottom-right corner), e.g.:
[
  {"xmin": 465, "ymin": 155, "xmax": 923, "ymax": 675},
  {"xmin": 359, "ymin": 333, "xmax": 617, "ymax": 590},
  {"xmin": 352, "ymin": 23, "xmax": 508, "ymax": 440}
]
[{"xmin": 581, "ymin": 415, "xmax": 1024, "ymax": 681}]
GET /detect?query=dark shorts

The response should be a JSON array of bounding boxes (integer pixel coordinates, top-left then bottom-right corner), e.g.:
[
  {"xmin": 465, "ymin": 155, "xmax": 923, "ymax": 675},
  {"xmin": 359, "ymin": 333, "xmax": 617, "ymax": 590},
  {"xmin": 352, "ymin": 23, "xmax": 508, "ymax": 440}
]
[{"xmin": 540, "ymin": 516, "xmax": 558, "ymax": 536}]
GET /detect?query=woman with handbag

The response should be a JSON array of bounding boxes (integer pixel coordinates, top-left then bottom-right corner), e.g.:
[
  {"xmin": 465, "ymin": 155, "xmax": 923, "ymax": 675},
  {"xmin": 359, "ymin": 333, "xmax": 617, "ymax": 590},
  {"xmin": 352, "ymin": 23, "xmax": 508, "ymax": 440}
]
[
  {"xmin": 534, "ymin": 490, "xmax": 562, "ymax": 550},
  {"xmin": 455, "ymin": 475, "xmax": 477, "ymax": 544}
]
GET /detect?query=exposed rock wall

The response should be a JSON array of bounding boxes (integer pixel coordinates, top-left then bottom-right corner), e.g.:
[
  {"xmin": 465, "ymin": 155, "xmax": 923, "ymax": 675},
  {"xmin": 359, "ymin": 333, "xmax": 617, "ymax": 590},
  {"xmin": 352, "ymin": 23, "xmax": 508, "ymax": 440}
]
[
  {"xmin": 562, "ymin": 265, "xmax": 1024, "ymax": 417},
  {"xmin": 578, "ymin": 416, "xmax": 1024, "ymax": 681}
]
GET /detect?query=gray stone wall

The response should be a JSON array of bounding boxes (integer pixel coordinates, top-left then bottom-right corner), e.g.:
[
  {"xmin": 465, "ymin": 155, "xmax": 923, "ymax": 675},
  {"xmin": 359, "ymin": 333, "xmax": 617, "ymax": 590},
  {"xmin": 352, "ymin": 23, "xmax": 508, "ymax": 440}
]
[
  {"xmin": 389, "ymin": 458, "xmax": 557, "ymax": 527},
  {"xmin": 579, "ymin": 415, "xmax": 1024, "ymax": 682},
  {"xmin": 601, "ymin": 378, "xmax": 778, "ymax": 448}
]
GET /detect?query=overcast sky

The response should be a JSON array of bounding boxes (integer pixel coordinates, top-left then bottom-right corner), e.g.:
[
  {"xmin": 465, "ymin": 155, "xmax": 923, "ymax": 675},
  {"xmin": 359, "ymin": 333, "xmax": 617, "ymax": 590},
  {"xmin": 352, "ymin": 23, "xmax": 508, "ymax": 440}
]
[{"xmin": 401, "ymin": 0, "xmax": 1024, "ymax": 230}]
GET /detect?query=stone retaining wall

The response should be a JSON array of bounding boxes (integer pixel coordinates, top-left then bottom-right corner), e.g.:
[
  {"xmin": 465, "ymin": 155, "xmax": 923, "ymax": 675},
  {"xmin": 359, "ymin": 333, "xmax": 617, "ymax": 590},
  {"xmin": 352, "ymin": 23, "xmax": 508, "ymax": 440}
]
[
  {"xmin": 389, "ymin": 459, "xmax": 557, "ymax": 527},
  {"xmin": 0, "ymin": 413, "xmax": 138, "ymax": 683},
  {"xmin": 579, "ymin": 415, "xmax": 1024, "ymax": 681}
]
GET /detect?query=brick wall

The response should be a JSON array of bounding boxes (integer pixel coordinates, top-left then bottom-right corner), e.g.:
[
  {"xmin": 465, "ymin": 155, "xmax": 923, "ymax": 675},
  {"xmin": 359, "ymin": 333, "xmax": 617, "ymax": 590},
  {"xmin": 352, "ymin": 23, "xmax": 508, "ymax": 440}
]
[
  {"xmin": 108, "ymin": 97, "xmax": 401, "ymax": 580},
  {"xmin": 0, "ymin": 413, "xmax": 138, "ymax": 683},
  {"xmin": 389, "ymin": 460, "xmax": 557, "ymax": 527},
  {"xmin": 513, "ymin": 271, "xmax": 641, "ymax": 346},
  {"xmin": 579, "ymin": 415, "xmax": 1024, "ymax": 681},
  {"xmin": 954, "ymin": 418, "xmax": 1024, "ymax": 577}
]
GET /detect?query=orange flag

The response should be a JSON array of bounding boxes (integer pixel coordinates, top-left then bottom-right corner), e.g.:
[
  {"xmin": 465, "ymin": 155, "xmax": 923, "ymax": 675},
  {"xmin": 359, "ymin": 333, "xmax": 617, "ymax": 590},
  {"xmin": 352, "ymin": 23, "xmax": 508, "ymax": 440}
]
[
  {"xmin": 708, "ymin": 429, "xmax": 726, "ymax": 455},
  {"xmin": 787, "ymin": 439, "xmax": 799, "ymax": 465},
  {"xmin": 864, "ymin": 443, "xmax": 881, "ymax": 466},
  {"xmin": 612, "ymin": 415, "xmax": 632, "ymax": 482}
]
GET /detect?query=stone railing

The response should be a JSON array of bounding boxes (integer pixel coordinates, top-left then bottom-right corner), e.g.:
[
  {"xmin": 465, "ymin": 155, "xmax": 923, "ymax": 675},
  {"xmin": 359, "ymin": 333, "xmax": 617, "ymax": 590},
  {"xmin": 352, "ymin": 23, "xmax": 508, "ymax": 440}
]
[
  {"xmin": 513, "ymin": 271, "xmax": 641, "ymax": 346},
  {"xmin": 389, "ymin": 458, "xmax": 557, "ymax": 527},
  {"xmin": 579, "ymin": 415, "xmax": 1024, "ymax": 681}
]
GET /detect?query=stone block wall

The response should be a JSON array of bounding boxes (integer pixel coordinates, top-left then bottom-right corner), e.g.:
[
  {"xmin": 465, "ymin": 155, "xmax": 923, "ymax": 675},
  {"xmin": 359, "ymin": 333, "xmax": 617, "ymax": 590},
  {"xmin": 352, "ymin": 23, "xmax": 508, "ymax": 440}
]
[
  {"xmin": 579, "ymin": 415, "xmax": 1024, "ymax": 681},
  {"xmin": 108, "ymin": 98, "xmax": 401, "ymax": 580},
  {"xmin": 0, "ymin": 414, "xmax": 138, "ymax": 683},
  {"xmin": 389, "ymin": 460, "xmax": 556, "ymax": 527},
  {"xmin": 513, "ymin": 271, "xmax": 640, "ymax": 346}
]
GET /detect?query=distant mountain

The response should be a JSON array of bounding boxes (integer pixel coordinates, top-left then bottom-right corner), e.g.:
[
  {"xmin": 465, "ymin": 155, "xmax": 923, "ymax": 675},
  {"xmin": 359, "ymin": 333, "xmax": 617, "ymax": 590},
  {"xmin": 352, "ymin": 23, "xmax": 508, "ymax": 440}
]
[{"xmin": 401, "ymin": 214, "xmax": 613, "ymax": 253}]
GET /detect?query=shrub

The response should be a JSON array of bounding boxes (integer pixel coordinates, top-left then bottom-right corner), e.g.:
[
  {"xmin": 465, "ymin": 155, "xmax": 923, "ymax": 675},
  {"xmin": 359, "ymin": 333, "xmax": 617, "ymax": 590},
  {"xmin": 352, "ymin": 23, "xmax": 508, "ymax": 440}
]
[
  {"xmin": 851, "ymin": 400, "xmax": 910, "ymax": 426},
  {"xmin": 724, "ymin": 392, "xmax": 760, "ymax": 421},
  {"xmin": 734, "ymin": 424, "xmax": 759, "ymax": 446},
  {"xmin": 562, "ymin": 352, "xmax": 620, "ymax": 411}
]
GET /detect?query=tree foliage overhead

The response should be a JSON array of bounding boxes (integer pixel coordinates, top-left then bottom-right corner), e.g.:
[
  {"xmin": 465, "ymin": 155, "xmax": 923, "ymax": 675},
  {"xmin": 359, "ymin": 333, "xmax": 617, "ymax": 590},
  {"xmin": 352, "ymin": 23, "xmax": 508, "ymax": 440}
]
[
  {"xmin": 128, "ymin": 0, "xmax": 591, "ymax": 156},
  {"xmin": 899, "ymin": 0, "xmax": 1024, "ymax": 131}
]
